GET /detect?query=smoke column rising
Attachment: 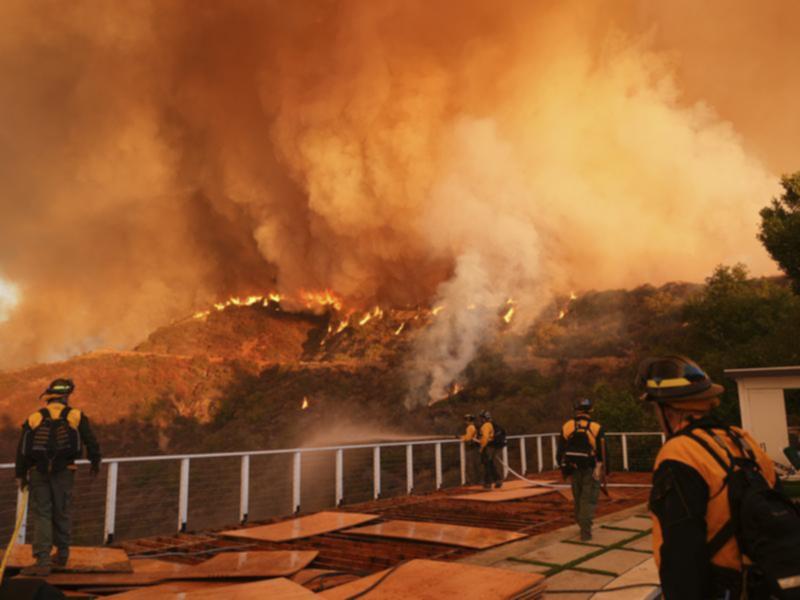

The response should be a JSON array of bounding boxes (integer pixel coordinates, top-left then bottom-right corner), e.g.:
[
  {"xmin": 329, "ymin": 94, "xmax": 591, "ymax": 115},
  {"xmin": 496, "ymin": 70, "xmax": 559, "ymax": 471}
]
[{"xmin": 0, "ymin": 0, "xmax": 788, "ymax": 380}]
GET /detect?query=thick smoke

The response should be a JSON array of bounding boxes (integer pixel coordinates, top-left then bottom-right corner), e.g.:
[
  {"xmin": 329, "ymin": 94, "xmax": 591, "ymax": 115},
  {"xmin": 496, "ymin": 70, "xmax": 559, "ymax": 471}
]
[{"xmin": 0, "ymin": 0, "xmax": 788, "ymax": 384}]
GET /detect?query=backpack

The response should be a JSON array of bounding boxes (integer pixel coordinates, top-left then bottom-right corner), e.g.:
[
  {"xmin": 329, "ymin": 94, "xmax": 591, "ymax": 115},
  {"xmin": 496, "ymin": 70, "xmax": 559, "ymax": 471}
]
[
  {"xmin": 562, "ymin": 417, "xmax": 597, "ymax": 467},
  {"xmin": 683, "ymin": 426, "xmax": 800, "ymax": 599},
  {"xmin": 22, "ymin": 407, "xmax": 82, "ymax": 471},
  {"xmin": 490, "ymin": 422, "xmax": 507, "ymax": 448}
]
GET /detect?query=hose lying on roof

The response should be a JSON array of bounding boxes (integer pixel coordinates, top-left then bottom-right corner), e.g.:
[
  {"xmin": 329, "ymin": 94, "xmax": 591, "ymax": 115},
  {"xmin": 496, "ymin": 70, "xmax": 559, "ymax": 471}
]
[{"xmin": 497, "ymin": 459, "xmax": 653, "ymax": 489}]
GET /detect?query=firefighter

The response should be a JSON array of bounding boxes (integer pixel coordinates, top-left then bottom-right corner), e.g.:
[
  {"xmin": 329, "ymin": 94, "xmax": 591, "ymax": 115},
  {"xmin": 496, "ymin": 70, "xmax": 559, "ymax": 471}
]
[
  {"xmin": 15, "ymin": 378, "xmax": 102, "ymax": 576},
  {"xmin": 557, "ymin": 398, "xmax": 606, "ymax": 541},
  {"xmin": 639, "ymin": 356, "xmax": 790, "ymax": 599},
  {"xmin": 459, "ymin": 414, "xmax": 481, "ymax": 485},
  {"xmin": 478, "ymin": 410, "xmax": 502, "ymax": 489}
]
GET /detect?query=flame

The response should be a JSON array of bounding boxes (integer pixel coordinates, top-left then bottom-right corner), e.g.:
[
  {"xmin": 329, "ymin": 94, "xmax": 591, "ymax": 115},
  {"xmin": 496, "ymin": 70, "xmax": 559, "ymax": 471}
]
[
  {"xmin": 358, "ymin": 312, "xmax": 372, "ymax": 326},
  {"xmin": 502, "ymin": 306, "xmax": 515, "ymax": 323},
  {"xmin": 193, "ymin": 310, "xmax": 210, "ymax": 320},
  {"xmin": 451, "ymin": 383, "xmax": 463, "ymax": 395},
  {"xmin": 301, "ymin": 397, "xmax": 309, "ymax": 410},
  {"xmin": 394, "ymin": 322, "xmax": 405, "ymax": 335},
  {"xmin": 268, "ymin": 293, "xmax": 282, "ymax": 303},
  {"xmin": 431, "ymin": 305, "xmax": 445, "ymax": 316},
  {"xmin": 335, "ymin": 319, "xmax": 349, "ymax": 333},
  {"xmin": 358, "ymin": 306, "xmax": 383, "ymax": 326},
  {"xmin": 302, "ymin": 289, "xmax": 342, "ymax": 311},
  {"xmin": 569, "ymin": 291, "xmax": 578, "ymax": 301},
  {"xmin": 557, "ymin": 309, "xmax": 566, "ymax": 320}
]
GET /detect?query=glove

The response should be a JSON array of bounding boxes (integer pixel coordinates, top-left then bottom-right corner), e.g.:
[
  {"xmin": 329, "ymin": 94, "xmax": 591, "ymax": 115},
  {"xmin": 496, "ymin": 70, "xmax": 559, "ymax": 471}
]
[
  {"xmin": 90, "ymin": 462, "xmax": 101, "ymax": 477},
  {"xmin": 593, "ymin": 463, "xmax": 604, "ymax": 481},
  {"xmin": 17, "ymin": 476, "xmax": 28, "ymax": 491}
]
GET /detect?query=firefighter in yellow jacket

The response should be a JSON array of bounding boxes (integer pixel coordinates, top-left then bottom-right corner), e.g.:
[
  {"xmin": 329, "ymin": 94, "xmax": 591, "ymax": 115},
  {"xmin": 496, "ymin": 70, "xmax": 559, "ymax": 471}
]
[
  {"xmin": 459, "ymin": 414, "xmax": 481, "ymax": 485},
  {"xmin": 557, "ymin": 398, "xmax": 606, "ymax": 541},
  {"xmin": 15, "ymin": 378, "xmax": 102, "ymax": 576},
  {"xmin": 638, "ymin": 356, "xmax": 783, "ymax": 599}
]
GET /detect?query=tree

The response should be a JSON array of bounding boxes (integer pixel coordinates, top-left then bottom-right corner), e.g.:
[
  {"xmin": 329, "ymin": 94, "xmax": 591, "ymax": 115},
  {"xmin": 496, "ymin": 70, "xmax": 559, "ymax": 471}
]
[{"xmin": 759, "ymin": 172, "xmax": 800, "ymax": 292}]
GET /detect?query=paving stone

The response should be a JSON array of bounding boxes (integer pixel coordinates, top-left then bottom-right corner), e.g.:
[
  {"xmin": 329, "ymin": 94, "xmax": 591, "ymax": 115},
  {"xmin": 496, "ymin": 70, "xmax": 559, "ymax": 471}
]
[
  {"xmin": 577, "ymin": 549, "xmax": 650, "ymax": 575},
  {"xmin": 568, "ymin": 527, "xmax": 637, "ymax": 546},
  {"xmin": 521, "ymin": 542, "xmax": 595, "ymax": 565},
  {"xmin": 607, "ymin": 516, "xmax": 653, "ymax": 532},
  {"xmin": 624, "ymin": 534, "xmax": 654, "ymax": 553},
  {"xmin": 591, "ymin": 557, "xmax": 660, "ymax": 599},
  {"xmin": 491, "ymin": 559, "xmax": 550, "ymax": 574},
  {"xmin": 544, "ymin": 569, "xmax": 614, "ymax": 599}
]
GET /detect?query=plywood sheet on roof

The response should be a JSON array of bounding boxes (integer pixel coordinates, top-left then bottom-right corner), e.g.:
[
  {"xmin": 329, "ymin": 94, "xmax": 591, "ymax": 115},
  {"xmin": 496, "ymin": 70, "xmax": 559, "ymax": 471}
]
[
  {"xmin": 107, "ymin": 577, "xmax": 319, "ymax": 599},
  {"xmin": 557, "ymin": 488, "xmax": 622, "ymax": 502},
  {"xmin": 452, "ymin": 487, "xmax": 558, "ymax": 502},
  {"xmin": 42, "ymin": 551, "xmax": 317, "ymax": 587},
  {"xmin": 188, "ymin": 550, "xmax": 318, "ymax": 578},
  {"xmin": 4, "ymin": 545, "xmax": 131, "ymax": 572},
  {"xmin": 345, "ymin": 520, "xmax": 526, "ymax": 549},
  {"xmin": 220, "ymin": 511, "xmax": 378, "ymax": 542},
  {"xmin": 320, "ymin": 559, "xmax": 545, "ymax": 600},
  {"xmin": 130, "ymin": 559, "xmax": 192, "ymax": 575}
]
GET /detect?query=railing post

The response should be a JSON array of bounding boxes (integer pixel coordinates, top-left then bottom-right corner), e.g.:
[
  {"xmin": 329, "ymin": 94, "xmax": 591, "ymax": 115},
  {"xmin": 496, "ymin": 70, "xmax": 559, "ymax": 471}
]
[
  {"xmin": 536, "ymin": 436, "xmax": 543, "ymax": 473},
  {"xmin": 15, "ymin": 486, "xmax": 28, "ymax": 545},
  {"xmin": 178, "ymin": 458, "xmax": 190, "ymax": 532},
  {"xmin": 551, "ymin": 435, "xmax": 558, "ymax": 469},
  {"xmin": 622, "ymin": 434, "xmax": 629, "ymax": 471},
  {"xmin": 373, "ymin": 446, "xmax": 382, "ymax": 499},
  {"xmin": 660, "ymin": 432, "xmax": 666, "ymax": 445},
  {"xmin": 435, "ymin": 443, "xmax": 443, "ymax": 490},
  {"xmin": 501, "ymin": 445, "xmax": 509, "ymax": 479},
  {"xmin": 520, "ymin": 438, "xmax": 527, "ymax": 475},
  {"xmin": 459, "ymin": 442, "xmax": 466, "ymax": 485},
  {"xmin": 406, "ymin": 444, "xmax": 414, "ymax": 494},
  {"xmin": 239, "ymin": 455, "xmax": 250, "ymax": 524},
  {"xmin": 335, "ymin": 449, "xmax": 344, "ymax": 507},
  {"xmin": 292, "ymin": 451, "xmax": 302, "ymax": 513},
  {"xmin": 104, "ymin": 461, "xmax": 118, "ymax": 543}
]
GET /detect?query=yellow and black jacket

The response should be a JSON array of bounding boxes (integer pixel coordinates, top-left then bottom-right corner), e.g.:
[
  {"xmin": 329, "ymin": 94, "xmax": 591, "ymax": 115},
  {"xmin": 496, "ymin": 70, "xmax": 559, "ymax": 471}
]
[
  {"xmin": 15, "ymin": 402, "xmax": 102, "ymax": 476},
  {"xmin": 650, "ymin": 417, "xmax": 776, "ymax": 599},
  {"xmin": 461, "ymin": 423, "xmax": 478, "ymax": 444},
  {"xmin": 478, "ymin": 421, "xmax": 494, "ymax": 450},
  {"xmin": 557, "ymin": 413, "xmax": 605, "ymax": 469}
]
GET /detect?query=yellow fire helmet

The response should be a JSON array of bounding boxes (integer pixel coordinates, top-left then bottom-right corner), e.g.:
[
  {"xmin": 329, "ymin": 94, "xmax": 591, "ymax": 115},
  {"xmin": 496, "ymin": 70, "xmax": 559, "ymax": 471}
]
[{"xmin": 637, "ymin": 356, "xmax": 724, "ymax": 405}]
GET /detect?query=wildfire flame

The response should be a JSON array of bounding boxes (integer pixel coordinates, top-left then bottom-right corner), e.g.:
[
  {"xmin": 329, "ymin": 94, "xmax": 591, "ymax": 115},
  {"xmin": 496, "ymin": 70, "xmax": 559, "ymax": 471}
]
[
  {"xmin": 302, "ymin": 289, "xmax": 342, "ymax": 311},
  {"xmin": 193, "ymin": 310, "xmax": 210, "ymax": 320},
  {"xmin": 557, "ymin": 309, "xmax": 566, "ymax": 320},
  {"xmin": 335, "ymin": 319, "xmax": 349, "ymax": 333},
  {"xmin": 358, "ymin": 306, "xmax": 383, "ymax": 326},
  {"xmin": 502, "ymin": 306, "xmax": 515, "ymax": 323},
  {"xmin": 394, "ymin": 322, "xmax": 405, "ymax": 335},
  {"xmin": 450, "ymin": 382, "xmax": 463, "ymax": 395},
  {"xmin": 569, "ymin": 291, "xmax": 578, "ymax": 301},
  {"xmin": 301, "ymin": 397, "xmax": 309, "ymax": 410},
  {"xmin": 268, "ymin": 293, "xmax": 282, "ymax": 303},
  {"xmin": 431, "ymin": 305, "xmax": 445, "ymax": 316}
]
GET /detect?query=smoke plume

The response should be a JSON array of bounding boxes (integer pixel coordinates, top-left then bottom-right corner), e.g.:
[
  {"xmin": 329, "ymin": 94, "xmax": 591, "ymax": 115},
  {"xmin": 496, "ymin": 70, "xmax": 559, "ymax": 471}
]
[{"xmin": 0, "ymin": 0, "xmax": 790, "ymax": 386}]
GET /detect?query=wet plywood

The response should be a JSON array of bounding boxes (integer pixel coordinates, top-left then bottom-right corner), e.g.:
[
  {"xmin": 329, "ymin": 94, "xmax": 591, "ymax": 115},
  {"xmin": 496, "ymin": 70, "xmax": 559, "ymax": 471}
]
[
  {"xmin": 130, "ymin": 559, "xmax": 192, "ymax": 575},
  {"xmin": 220, "ymin": 511, "xmax": 379, "ymax": 542},
  {"xmin": 320, "ymin": 559, "xmax": 545, "ymax": 600},
  {"xmin": 345, "ymin": 520, "xmax": 526, "ymax": 549},
  {"xmin": 189, "ymin": 550, "xmax": 318, "ymax": 578},
  {"xmin": 108, "ymin": 577, "xmax": 318, "ymax": 599},
  {"xmin": 452, "ymin": 487, "xmax": 558, "ymax": 502},
  {"xmin": 42, "ymin": 551, "xmax": 317, "ymax": 588},
  {"xmin": 105, "ymin": 581, "xmax": 231, "ymax": 598},
  {"xmin": 4, "ymin": 544, "xmax": 132, "ymax": 572}
]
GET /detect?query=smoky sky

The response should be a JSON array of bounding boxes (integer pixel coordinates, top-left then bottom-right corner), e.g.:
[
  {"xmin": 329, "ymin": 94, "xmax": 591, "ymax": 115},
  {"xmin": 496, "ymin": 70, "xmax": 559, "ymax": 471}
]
[{"xmin": 0, "ymin": 0, "xmax": 794, "ymax": 368}]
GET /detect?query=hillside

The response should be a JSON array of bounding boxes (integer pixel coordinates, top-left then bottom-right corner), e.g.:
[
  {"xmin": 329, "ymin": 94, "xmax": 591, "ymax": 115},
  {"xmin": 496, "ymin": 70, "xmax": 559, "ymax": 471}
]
[{"xmin": 6, "ymin": 275, "xmax": 787, "ymax": 459}]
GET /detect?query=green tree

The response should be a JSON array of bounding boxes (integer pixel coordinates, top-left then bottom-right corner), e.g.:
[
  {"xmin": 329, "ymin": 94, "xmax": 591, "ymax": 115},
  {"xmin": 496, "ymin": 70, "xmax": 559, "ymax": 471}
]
[{"xmin": 759, "ymin": 172, "xmax": 800, "ymax": 292}]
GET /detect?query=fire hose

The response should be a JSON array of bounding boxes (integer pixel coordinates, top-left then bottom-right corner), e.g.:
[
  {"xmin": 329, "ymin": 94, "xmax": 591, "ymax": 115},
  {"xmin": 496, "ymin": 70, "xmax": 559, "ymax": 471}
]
[
  {"xmin": 0, "ymin": 488, "xmax": 29, "ymax": 586},
  {"xmin": 497, "ymin": 457, "xmax": 653, "ymax": 490}
]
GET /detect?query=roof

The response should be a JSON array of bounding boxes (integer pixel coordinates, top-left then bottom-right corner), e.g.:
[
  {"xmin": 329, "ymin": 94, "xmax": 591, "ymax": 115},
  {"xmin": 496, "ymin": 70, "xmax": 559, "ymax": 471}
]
[{"xmin": 724, "ymin": 366, "xmax": 800, "ymax": 380}]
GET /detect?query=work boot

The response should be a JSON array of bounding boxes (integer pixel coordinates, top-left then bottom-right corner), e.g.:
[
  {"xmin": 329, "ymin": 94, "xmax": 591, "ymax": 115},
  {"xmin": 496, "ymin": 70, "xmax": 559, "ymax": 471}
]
[
  {"xmin": 494, "ymin": 481, "xmax": 503, "ymax": 489},
  {"xmin": 53, "ymin": 552, "xmax": 69, "ymax": 568},
  {"xmin": 580, "ymin": 529, "xmax": 592, "ymax": 542},
  {"xmin": 20, "ymin": 562, "xmax": 52, "ymax": 577},
  {"xmin": 482, "ymin": 483, "xmax": 492, "ymax": 490}
]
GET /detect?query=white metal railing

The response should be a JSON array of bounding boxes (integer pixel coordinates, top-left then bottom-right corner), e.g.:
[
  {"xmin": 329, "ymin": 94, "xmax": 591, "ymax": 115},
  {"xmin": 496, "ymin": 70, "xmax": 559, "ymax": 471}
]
[{"xmin": 1, "ymin": 431, "xmax": 663, "ymax": 545}]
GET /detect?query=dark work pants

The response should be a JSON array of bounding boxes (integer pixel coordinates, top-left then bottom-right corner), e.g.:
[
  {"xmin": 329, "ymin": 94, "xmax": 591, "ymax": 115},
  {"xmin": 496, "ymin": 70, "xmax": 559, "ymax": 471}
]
[
  {"xmin": 571, "ymin": 466, "xmax": 600, "ymax": 535},
  {"xmin": 481, "ymin": 446, "xmax": 499, "ymax": 486},
  {"xmin": 465, "ymin": 444, "xmax": 481, "ymax": 484},
  {"xmin": 29, "ymin": 468, "xmax": 75, "ymax": 564}
]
